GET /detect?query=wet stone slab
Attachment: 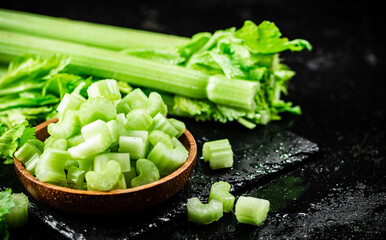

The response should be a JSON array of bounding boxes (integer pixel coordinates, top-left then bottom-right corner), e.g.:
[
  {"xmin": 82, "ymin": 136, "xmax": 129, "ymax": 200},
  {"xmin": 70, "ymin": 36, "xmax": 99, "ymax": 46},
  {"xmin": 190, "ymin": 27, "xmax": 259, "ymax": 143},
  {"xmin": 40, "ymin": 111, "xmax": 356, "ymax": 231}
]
[{"xmin": 0, "ymin": 119, "xmax": 318, "ymax": 239}]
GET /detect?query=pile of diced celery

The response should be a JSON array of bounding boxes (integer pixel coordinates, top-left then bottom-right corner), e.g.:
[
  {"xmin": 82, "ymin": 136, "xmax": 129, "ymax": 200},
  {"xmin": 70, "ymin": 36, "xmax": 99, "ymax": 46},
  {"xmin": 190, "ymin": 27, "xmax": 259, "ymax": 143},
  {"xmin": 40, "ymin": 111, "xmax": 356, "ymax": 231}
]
[{"xmin": 14, "ymin": 79, "xmax": 189, "ymax": 191}]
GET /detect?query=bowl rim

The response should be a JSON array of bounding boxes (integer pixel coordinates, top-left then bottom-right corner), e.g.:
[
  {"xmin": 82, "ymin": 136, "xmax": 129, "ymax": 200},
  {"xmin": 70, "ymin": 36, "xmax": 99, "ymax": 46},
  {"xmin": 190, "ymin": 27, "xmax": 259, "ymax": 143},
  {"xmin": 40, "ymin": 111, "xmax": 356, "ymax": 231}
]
[{"xmin": 13, "ymin": 118, "xmax": 197, "ymax": 196}]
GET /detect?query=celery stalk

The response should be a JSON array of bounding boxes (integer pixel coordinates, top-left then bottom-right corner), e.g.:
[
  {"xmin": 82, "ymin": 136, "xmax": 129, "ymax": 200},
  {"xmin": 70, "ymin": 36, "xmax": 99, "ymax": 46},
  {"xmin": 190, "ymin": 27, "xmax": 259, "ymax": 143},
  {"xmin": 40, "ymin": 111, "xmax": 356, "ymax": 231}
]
[
  {"xmin": 0, "ymin": 8, "xmax": 189, "ymax": 50},
  {"xmin": 3, "ymin": 193, "xmax": 29, "ymax": 229},
  {"xmin": 0, "ymin": 30, "xmax": 258, "ymax": 110}
]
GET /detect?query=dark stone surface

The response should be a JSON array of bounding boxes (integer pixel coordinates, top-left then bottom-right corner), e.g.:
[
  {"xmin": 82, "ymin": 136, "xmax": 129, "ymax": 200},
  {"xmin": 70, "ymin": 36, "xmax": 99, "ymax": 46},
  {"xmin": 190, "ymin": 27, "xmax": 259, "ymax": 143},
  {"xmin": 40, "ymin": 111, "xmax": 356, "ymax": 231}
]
[{"xmin": 1, "ymin": 0, "xmax": 385, "ymax": 239}]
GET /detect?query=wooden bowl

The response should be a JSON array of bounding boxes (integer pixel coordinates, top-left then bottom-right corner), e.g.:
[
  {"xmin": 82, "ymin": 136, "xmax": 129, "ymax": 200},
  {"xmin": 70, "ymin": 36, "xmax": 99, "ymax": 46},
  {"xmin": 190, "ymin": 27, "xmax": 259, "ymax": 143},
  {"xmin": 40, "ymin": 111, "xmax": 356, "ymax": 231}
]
[{"xmin": 13, "ymin": 118, "xmax": 197, "ymax": 215}]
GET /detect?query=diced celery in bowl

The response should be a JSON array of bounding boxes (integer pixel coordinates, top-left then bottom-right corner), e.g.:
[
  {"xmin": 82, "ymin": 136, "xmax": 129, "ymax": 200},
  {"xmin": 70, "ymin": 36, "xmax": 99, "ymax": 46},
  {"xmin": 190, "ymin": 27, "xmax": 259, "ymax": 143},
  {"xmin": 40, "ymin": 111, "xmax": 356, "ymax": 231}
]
[{"xmin": 14, "ymin": 79, "xmax": 192, "ymax": 192}]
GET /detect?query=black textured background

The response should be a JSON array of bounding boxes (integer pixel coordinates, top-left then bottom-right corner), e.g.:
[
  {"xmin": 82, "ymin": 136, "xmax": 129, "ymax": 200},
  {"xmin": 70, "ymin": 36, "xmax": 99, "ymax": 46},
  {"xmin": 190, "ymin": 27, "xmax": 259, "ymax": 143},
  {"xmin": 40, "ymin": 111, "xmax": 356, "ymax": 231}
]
[{"xmin": 1, "ymin": 0, "xmax": 385, "ymax": 239}]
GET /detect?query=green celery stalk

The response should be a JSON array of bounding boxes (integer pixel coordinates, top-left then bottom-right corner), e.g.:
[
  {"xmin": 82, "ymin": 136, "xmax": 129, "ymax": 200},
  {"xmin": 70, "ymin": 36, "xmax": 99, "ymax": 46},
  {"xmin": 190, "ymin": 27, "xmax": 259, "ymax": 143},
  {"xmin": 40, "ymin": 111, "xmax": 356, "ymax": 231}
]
[
  {"xmin": 0, "ymin": 8, "xmax": 189, "ymax": 50},
  {"xmin": 0, "ymin": 30, "xmax": 259, "ymax": 111}
]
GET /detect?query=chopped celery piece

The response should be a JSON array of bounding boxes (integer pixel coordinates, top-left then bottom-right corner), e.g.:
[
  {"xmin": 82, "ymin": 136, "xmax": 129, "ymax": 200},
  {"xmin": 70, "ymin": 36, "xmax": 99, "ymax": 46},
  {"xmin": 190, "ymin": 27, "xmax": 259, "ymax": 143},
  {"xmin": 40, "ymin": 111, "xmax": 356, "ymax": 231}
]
[
  {"xmin": 118, "ymin": 136, "xmax": 147, "ymax": 159},
  {"xmin": 56, "ymin": 93, "xmax": 85, "ymax": 114},
  {"xmin": 44, "ymin": 137, "xmax": 68, "ymax": 150},
  {"xmin": 14, "ymin": 141, "xmax": 41, "ymax": 164},
  {"xmin": 35, "ymin": 148, "xmax": 68, "ymax": 185},
  {"xmin": 26, "ymin": 139, "xmax": 45, "ymax": 153},
  {"xmin": 167, "ymin": 118, "xmax": 186, "ymax": 138},
  {"xmin": 94, "ymin": 153, "xmax": 131, "ymax": 172},
  {"xmin": 131, "ymin": 158, "xmax": 160, "ymax": 187},
  {"xmin": 87, "ymin": 79, "xmax": 121, "ymax": 101},
  {"xmin": 115, "ymin": 112, "xmax": 130, "ymax": 129},
  {"xmin": 47, "ymin": 110, "xmax": 81, "ymax": 139},
  {"xmin": 68, "ymin": 133, "xmax": 111, "ymax": 159},
  {"xmin": 85, "ymin": 160, "xmax": 123, "ymax": 191},
  {"xmin": 117, "ymin": 89, "xmax": 167, "ymax": 117},
  {"xmin": 78, "ymin": 96, "xmax": 116, "ymax": 125},
  {"xmin": 146, "ymin": 92, "xmax": 168, "ymax": 117},
  {"xmin": 106, "ymin": 120, "xmax": 119, "ymax": 146},
  {"xmin": 118, "ymin": 130, "xmax": 149, "ymax": 159},
  {"xmin": 115, "ymin": 172, "xmax": 127, "ymax": 189},
  {"xmin": 209, "ymin": 181, "xmax": 235, "ymax": 213},
  {"xmin": 148, "ymin": 130, "xmax": 174, "ymax": 149},
  {"xmin": 126, "ymin": 109, "xmax": 153, "ymax": 130},
  {"xmin": 116, "ymin": 88, "xmax": 148, "ymax": 115},
  {"xmin": 147, "ymin": 137, "xmax": 188, "ymax": 177},
  {"xmin": 186, "ymin": 197, "xmax": 223, "ymax": 225},
  {"xmin": 67, "ymin": 134, "xmax": 84, "ymax": 148},
  {"xmin": 150, "ymin": 112, "xmax": 179, "ymax": 138},
  {"xmin": 81, "ymin": 119, "xmax": 112, "ymax": 144},
  {"xmin": 64, "ymin": 159, "xmax": 80, "ymax": 170},
  {"xmin": 3, "ymin": 193, "xmax": 29, "ymax": 229},
  {"xmin": 24, "ymin": 154, "xmax": 40, "ymax": 175},
  {"xmin": 66, "ymin": 166, "xmax": 86, "ymax": 189},
  {"xmin": 77, "ymin": 157, "xmax": 94, "ymax": 172},
  {"xmin": 123, "ymin": 166, "xmax": 136, "ymax": 188},
  {"xmin": 235, "ymin": 196, "xmax": 270, "ymax": 226},
  {"xmin": 202, "ymin": 139, "xmax": 233, "ymax": 170}
]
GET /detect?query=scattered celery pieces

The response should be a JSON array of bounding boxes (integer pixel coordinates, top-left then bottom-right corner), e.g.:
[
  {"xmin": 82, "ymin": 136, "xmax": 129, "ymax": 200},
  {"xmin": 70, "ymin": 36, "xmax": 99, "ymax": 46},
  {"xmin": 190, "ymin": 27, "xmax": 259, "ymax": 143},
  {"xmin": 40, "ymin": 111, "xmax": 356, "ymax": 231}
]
[
  {"xmin": 208, "ymin": 181, "xmax": 235, "ymax": 213},
  {"xmin": 15, "ymin": 79, "xmax": 189, "ymax": 191},
  {"xmin": 187, "ymin": 182, "xmax": 270, "ymax": 227},
  {"xmin": 235, "ymin": 196, "xmax": 270, "ymax": 226},
  {"xmin": 186, "ymin": 197, "xmax": 223, "ymax": 225},
  {"xmin": 0, "ymin": 188, "xmax": 29, "ymax": 232},
  {"xmin": 202, "ymin": 139, "xmax": 233, "ymax": 170}
]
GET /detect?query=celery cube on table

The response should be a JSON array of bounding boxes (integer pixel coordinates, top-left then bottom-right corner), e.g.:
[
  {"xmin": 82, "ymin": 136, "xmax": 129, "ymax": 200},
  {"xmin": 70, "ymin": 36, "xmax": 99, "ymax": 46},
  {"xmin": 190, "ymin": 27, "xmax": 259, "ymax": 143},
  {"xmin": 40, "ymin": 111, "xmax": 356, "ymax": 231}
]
[
  {"xmin": 3, "ymin": 193, "xmax": 29, "ymax": 229},
  {"xmin": 202, "ymin": 139, "xmax": 234, "ymax": 170},
  {"xmin": 209, "ymin": 181, "xmax": 235, "ymax": 213},
  {"xmin": 235, "ymin": 196, "xmax": 270, "ymax": 226},
  {"xmin": 186, "ymin": 197, "xmax": 223, "ymax": 225}
]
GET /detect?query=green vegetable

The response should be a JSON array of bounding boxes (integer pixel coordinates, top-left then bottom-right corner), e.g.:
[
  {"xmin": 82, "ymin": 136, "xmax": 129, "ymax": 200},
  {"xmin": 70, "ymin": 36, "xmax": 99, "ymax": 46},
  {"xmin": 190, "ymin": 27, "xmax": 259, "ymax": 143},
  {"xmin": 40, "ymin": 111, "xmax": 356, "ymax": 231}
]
[
  {"xmin": 0, "ymin": 188, "xmax": 29, "ymax": 239},
  {"xmin": 208, "ymin": 181, "xmax": 235, "ymax": 213},
  {"xmin": 0, "ymin": 10, "xmax": 311, "ymax": 130},
  {"xmin": 234, "ymin": 196, "xmax": 270, "ymax": 226},
  {"xmin": 131, "ymin": 158, "xmax": 160, "ymax": 187},
  {"xmin": 66, "ymin": 166, "xmax": 86, "ymax": 190},
  {"xmin": 0, "ymin": 8, "xmax": 189, "ymax": 51},
  {"xmin": 13, "ymin": 79, "xmax": 190, "ymax": 190},
  {"xmin": 35, "ymin": 148, "xmax": 68, "ymax": 185},
  {"xmin": 147, "ymin": 137, "xmax": 189, "ymax": 177},
  {"xmin": 94, "ymin": 153, "xmax": 131, "ymax": 173},
  {"xmin": 202, "ymin": 139, "xmax": 234, "ymax": 170},
  {"xmin": 148, "ymin": 130, "xmax": 174, "ymax": 149},
  {"xmin": 118, "ymin": 131, "xmax": 149, "ymax": 159},
  {"xmin": 0, "ymin": 121, "xmax": 36, "ymax": 163},
  {"xmin": 85, "ymin": 160, "xmax": 125, "ymax": 191},
  {"xmin": 186, "ymin": 197, "xmax": 223, "ymax": 225}
]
